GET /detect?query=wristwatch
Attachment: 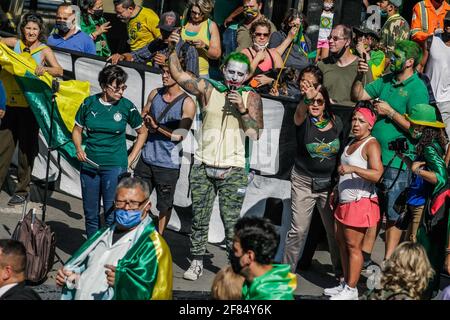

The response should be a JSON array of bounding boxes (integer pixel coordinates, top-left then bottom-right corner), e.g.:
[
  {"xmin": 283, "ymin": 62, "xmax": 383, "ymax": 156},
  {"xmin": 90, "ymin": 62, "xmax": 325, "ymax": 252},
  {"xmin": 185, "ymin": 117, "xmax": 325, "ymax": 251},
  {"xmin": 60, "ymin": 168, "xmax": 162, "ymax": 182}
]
[{"xmin": 239, "ymin": 108, "xmax": 249, "ymax": 116}]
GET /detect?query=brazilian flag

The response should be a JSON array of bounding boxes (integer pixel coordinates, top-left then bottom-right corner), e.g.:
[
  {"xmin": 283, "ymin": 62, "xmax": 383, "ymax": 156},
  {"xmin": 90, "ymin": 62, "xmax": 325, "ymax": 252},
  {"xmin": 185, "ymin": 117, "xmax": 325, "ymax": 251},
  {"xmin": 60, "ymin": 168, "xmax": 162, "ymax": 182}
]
[{"xmin": 0, "ymin": 42, "xmax": 90, "ymax": 168}]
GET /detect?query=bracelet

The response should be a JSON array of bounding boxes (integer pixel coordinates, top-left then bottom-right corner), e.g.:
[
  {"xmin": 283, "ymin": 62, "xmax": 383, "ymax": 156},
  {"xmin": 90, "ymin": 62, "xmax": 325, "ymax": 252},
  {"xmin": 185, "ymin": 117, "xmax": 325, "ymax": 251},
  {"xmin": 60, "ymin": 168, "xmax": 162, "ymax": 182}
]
[
  {"xmin": 303, "ymin": 97, "xmax": 313, "ymax": 105},
  {"xmin": 239, "ymin": 108, "xmax": 249, "ymax": 116}
]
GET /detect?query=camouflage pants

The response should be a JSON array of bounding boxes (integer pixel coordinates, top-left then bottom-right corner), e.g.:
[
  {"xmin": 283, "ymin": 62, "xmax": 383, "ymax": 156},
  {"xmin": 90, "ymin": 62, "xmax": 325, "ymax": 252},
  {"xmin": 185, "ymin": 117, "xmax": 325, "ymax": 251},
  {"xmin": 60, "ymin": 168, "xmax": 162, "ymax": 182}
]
[{"xmin": 189, "ymin": 163, "xmax": 247, "ymax": 258}]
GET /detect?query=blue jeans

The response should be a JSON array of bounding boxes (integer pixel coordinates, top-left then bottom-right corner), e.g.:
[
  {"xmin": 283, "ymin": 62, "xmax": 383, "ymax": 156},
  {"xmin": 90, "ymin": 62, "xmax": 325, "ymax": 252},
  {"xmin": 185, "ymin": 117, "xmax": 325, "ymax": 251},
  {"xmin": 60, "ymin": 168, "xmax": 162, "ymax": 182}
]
[
  {"xmin": 377, "ymin": 166, "xmax": 411, "ymax": 222},
  {"xmin": 222, "ymin": 26, "xmax": 237, "ymax": 57},
  {"xmin": 80, "ymin": 165, "xmax": 126, "ymax": 238}
]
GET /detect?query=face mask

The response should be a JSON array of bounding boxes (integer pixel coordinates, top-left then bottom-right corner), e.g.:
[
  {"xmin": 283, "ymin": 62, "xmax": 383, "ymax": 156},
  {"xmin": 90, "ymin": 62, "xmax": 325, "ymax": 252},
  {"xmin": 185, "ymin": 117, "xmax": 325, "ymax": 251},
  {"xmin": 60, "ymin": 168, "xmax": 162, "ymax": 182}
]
[
  {"xmin": 223, "ymin": 60, "xmax": 248, "ymax": 88},
  {"xmin": 253, "ymin": 41, "xmax": 268, "ymax": 51},
  {"xmin": 323, "ymin": 3, "xmax": 334, "ymax": 11},
  {"xmin": 115, "ymin": 208, "xmax": 143, "ymax": 228},
  {"xmin": 229, "ymin": 250, "xmax": 243, "ymax": 274},
  {"xmin": 328, "ymin": 44, "xmax": 347, "ymax": 63},
  {"xmin": 409, "ymin": 126, "xmax": 423, "ymax": 140},
  {"xmin": 380, "ymin": 9, "xmax": 388, "ymax": 18},
  {"xmin": 93, "ymin": 9, "xmax": 103, "ymax": 19},
  {"xmin": 55, "ymin": 21, "xmax": 72, "ymax": 34},
  {"xmin": 244, "ymin": 7, "xmax": 258, "ymax": 19}
]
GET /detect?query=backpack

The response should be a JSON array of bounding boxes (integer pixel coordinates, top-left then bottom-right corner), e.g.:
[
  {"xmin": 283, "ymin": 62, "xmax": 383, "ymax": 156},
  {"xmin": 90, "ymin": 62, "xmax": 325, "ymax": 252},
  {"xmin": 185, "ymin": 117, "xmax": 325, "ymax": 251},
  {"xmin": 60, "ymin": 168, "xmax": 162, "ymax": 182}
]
[{"xmin": 12, "ymin": 207, "xmax": 56, "ymax": 283}]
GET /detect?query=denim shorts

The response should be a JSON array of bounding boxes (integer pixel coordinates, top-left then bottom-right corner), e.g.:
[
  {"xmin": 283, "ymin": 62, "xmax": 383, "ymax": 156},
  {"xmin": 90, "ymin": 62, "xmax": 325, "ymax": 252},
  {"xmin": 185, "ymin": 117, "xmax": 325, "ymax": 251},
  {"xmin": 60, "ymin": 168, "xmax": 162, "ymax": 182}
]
[{"xmin": 377, "ymin": 166, "xmax": 411, "ymax": 222}]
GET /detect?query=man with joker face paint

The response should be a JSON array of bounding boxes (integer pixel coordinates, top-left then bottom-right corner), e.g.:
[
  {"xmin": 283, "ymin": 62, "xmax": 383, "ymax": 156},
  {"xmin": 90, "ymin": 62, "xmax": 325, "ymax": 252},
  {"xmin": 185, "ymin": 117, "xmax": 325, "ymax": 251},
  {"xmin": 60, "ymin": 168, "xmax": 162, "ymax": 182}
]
[
  {"xmin": 167, "ymin": 31, "xmax": 263, "ymax": 281},
  {"xmin": 351, "ymin": 39, "xmax": 430, "ymax": 262}
]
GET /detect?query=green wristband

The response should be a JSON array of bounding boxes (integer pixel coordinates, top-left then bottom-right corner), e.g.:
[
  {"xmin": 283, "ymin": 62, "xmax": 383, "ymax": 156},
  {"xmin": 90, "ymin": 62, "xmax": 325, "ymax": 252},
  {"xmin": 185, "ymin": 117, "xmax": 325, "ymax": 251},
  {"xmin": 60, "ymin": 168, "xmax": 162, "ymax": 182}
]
[{"xmin": 303, "ymin": 97, "xmax": 313, "ymax": 105}]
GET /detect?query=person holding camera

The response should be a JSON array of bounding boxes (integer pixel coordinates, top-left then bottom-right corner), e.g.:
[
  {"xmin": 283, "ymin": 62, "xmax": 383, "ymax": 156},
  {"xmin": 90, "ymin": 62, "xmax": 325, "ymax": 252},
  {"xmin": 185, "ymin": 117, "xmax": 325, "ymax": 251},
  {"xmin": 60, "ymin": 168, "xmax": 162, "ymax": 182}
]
[
  {"xmin": 282, "ymin": 81, "xmax": 343, "ymax": 280},
  {"xmin": 325, "ymin": 101, "xmax": 383, "ymax": 300},
  {"xmin": 351, "ymin": 40, "xmax": 430, "ymax": 261},
  {"xmin": 397, "ymin": 103, "xmax": 449, "ymax": 297}
]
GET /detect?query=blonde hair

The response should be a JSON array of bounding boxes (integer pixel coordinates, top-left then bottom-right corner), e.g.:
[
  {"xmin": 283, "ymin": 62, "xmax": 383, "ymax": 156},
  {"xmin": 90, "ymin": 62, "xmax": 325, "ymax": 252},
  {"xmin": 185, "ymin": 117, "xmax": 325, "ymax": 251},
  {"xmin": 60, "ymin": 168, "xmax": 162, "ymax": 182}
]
[
  {"xmin": 189, "ymin": 0, "xmax": 214, "ymax": 19},
  {"xmin": 381, "ymin": 242, "xmax": 434, "ymax": 299},
  {"xmin": 211, "ymin": 266, "xmax": 245, "ymax": 300}
]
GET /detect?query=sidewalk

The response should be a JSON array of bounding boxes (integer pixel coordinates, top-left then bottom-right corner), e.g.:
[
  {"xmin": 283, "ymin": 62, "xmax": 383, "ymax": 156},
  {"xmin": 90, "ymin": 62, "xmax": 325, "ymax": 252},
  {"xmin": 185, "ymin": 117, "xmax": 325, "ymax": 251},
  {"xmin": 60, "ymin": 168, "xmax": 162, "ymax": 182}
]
[{"xmin": 1, "ymin": 187, "xmax": 448, "ymax": 300}]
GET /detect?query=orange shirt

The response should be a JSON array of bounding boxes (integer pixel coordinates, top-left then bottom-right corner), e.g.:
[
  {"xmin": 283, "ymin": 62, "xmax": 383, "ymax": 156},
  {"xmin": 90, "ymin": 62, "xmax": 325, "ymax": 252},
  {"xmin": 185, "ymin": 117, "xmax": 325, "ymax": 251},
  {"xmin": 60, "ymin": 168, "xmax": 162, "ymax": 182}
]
[{"xmin": 411, "ymin": 0, "xmax": 450, "ymax": 43}]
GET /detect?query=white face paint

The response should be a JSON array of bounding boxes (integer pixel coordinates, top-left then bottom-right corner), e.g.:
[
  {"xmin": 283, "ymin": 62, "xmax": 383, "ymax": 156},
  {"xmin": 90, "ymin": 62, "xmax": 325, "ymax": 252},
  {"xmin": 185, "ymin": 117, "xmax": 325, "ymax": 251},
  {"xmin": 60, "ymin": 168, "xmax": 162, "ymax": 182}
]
[{"xmin": 223, "ymin": 60, "xmax": 249, "ymax": 88}]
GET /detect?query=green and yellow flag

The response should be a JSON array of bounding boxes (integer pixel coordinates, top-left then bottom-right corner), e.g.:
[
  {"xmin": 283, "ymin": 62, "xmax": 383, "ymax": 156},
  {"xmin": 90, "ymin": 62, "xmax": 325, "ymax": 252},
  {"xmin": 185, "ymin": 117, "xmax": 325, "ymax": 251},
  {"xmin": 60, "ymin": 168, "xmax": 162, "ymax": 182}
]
[{"xmin": 0, "ymin": 42, "xmax": 90, "ymax": 168}]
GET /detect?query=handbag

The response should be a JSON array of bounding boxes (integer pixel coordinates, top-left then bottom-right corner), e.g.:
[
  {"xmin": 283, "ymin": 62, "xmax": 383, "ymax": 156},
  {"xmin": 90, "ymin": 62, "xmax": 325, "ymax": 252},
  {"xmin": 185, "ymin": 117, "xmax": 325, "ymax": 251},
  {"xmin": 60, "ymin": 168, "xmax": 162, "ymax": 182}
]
[
  {"xmin": 311, "ymin": 176, "xmax": 332, "ymax": 192},
  {"xmin": 393, "ymin": 188, "xmax": 412, "ymax": 231}
]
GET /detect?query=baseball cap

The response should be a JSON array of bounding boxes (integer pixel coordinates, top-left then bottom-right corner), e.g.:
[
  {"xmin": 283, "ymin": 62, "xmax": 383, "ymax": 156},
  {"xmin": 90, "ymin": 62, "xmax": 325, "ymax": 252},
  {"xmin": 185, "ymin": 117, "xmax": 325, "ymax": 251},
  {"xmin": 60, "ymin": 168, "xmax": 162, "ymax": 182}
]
[
  {"xmin": 388, "ymin": 0, "xmax": 402, "ymax": 8},
  {"xmin": 157, "ymin": 11, "xmax": 181, "ymax": 32}
]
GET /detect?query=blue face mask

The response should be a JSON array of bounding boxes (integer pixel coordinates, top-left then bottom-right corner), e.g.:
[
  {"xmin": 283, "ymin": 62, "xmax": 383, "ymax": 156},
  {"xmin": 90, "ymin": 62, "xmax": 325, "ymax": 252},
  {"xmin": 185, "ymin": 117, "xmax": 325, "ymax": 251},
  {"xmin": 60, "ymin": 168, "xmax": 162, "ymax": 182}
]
[{"xmin": 115, "ymin": 208, "xmax": 143, "ymax": 228}]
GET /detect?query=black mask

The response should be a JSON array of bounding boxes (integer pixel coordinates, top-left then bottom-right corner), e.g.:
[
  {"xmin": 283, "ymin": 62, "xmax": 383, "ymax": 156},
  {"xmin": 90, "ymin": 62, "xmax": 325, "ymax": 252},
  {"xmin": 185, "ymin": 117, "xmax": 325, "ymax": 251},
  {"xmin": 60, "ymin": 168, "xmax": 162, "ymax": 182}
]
[
  {"xmin": 229, "ymin": 250, "xmax": 243, "ymax": 274},
  {"xmin": 325, "ymin": 45, "xmax": 347, "ymax": 64},
  {"xmin": 55, "ymin": 21, "xmax": 71, "ymax": 35},
  {"xmin": 93, "ymin": 9, "xmax": 103, "ymax": 19}
]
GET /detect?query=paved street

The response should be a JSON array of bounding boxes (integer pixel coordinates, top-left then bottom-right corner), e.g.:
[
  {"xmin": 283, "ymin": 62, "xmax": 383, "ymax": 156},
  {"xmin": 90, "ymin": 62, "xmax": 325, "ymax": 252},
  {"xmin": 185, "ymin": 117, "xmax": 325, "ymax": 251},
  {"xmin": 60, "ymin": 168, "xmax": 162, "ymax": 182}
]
[{"xmin": 1, "ymin": 183, "xmax": 448, "ymax": 300}]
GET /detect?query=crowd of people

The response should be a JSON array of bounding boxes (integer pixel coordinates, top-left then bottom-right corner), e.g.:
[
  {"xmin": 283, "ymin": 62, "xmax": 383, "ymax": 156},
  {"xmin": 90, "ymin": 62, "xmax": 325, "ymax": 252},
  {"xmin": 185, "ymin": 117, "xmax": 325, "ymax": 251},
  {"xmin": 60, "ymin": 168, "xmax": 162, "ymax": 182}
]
[{"xmin": 1, "ymin": 0, "xmax": 450, "ymax": 301}]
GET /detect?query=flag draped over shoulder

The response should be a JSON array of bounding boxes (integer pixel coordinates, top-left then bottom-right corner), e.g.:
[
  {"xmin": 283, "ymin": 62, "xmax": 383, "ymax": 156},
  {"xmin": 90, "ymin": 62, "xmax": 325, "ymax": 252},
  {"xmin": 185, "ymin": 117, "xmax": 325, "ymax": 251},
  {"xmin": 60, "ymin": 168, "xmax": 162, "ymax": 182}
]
[
  {"xmin": 0, "ymin": 42, "xmax": 90, "ymax": 168},
  {"xmin": 61, "ymin": 217, "xmax": 173, "ymax": 300}
]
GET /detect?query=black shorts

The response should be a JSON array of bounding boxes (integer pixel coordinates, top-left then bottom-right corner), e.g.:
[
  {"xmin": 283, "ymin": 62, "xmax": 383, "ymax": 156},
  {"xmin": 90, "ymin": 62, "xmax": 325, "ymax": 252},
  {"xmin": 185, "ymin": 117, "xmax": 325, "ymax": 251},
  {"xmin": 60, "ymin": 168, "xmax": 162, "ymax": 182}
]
[{"xmin": 134, "ymin": 158, "xmax": 180, "ymax": 212}]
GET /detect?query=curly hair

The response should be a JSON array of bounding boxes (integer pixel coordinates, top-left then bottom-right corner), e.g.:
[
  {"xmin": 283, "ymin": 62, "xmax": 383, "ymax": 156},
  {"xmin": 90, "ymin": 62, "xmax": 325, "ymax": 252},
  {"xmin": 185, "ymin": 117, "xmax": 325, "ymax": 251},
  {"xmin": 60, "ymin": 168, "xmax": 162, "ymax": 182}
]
[
  {"xmin": 415, "ymin": 127, "xmax": 448, "ymax": 157},
  {"xmin": 381, "ymin": 242, "xmax": 434, "ymax": 299},
  {"xmin": 211, "ymin": 266, "xmax": 245, "ymax": 300},
  {"xmin": 250, "ymin": 18, "xmax": 272, "ymax": 36},
  {"xmin": 19, "ymin": 12, "xmax": 46, "ymax": 43},
  {"xmin": 234, "ymin": 217, "xmax": 279, "ymax": 265}
]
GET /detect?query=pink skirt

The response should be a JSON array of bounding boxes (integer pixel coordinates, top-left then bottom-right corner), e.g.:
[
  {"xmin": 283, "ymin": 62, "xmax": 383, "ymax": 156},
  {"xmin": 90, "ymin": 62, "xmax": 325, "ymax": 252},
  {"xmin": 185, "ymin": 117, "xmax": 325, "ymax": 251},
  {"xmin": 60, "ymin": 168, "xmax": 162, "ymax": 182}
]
[{"xmin": 334, "ymin": 197, "xmax": 380, "ymax": 228}]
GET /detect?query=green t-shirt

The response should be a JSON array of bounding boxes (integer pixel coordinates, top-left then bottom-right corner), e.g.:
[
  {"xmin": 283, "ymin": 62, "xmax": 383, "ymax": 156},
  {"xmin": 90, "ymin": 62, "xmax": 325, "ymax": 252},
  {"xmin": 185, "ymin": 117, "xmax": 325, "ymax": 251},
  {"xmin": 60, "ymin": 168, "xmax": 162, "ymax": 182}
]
[
  {"xmin": 318, "ymin": 58, "xmax": 374, "ymax": 107},
  {"xmin": 80, "ymin": 15, "xmax": 111, "ymax": 57},
  {"xmin": 365, "ymin": 72, "xmax": 429, "ymax": 168},
  {"xmin": 75, "ymin": 94, "xmax": 143, "ymax": 168}
]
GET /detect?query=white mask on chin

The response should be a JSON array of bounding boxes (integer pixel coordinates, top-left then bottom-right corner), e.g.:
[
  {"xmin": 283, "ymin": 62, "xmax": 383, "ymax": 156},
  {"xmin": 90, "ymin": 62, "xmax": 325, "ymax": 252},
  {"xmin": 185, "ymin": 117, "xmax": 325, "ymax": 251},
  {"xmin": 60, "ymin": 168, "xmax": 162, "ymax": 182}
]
[
  {"xmin": 253, "ymin": 42, "xmax": 268, "ymax": 52},
  {"xmin": 223, "ymin": 60, "xmax": 249, "ymax": 89}
]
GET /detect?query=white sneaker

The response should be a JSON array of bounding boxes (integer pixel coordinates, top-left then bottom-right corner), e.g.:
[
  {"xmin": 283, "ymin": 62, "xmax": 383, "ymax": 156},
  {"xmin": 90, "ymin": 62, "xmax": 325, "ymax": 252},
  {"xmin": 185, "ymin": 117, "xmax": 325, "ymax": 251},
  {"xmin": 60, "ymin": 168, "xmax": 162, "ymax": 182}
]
[
  {"xmin": 183, "ymin": 259, "xmax": 203, "ymax": 281},
  {"xmin": 324, "ymin": 281, "xmax": 345, "ymax": 296},
  {"xmin": 329, "ymin": 284, "xmax": 359, "ymax": 300}
]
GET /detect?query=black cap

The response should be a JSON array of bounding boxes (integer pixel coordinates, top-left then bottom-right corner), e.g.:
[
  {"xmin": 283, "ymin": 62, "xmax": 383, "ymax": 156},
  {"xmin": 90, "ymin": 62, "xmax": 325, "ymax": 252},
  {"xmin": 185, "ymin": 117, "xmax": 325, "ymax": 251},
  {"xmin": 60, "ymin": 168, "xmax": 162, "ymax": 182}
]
[{"xmin": 157, "ymin": 11, "xmax": 181, "ymax": 32}]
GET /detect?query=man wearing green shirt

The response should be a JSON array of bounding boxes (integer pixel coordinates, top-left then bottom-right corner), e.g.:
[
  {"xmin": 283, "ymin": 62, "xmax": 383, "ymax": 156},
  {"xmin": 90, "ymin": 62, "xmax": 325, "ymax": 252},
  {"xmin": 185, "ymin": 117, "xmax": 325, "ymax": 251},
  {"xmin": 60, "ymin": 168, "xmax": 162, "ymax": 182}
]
[
  {"xmin": 351, "ymin": 40, "xmax": 429, "ymax": 261},
  {"xmin": 229, "ymin": 217, "xmax": 297, "ymax": 300}
]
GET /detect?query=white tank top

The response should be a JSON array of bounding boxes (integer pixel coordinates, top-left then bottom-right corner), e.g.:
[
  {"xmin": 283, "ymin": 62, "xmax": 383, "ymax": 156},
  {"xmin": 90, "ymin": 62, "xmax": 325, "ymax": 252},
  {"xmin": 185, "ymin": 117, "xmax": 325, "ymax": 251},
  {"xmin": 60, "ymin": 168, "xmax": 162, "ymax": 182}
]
[
  {"xmin": 338, "ymin": 137, "xmax": 376, "ymax": 203},
  {"xmin": 425, "ymin": 36, "xmax": 450, "ymax": 103}
]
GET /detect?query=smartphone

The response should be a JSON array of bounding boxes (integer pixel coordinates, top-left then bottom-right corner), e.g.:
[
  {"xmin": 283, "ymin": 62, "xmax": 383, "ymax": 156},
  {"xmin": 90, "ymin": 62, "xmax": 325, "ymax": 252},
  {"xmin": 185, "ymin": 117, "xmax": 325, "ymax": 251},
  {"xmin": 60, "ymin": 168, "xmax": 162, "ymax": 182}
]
[{"xmin": 85, "ymin": 157, "xmax": 99, "ymax": 169}]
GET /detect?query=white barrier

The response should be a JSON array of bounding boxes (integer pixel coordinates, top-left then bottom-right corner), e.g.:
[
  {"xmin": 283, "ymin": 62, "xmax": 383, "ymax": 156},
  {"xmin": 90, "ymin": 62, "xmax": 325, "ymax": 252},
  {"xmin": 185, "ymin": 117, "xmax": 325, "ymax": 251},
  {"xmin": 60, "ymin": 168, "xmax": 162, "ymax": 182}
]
[{"xmin": 29, "ymin": 50, "xmax": 293, "ymax": 244}]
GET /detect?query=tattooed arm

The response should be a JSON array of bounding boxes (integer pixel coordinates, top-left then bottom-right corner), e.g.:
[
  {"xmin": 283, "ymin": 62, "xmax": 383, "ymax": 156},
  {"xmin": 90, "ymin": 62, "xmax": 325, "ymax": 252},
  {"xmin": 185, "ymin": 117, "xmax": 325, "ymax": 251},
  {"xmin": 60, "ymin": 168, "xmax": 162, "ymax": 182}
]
[
  {"xmin": 228, "ymin": 90, "xmax": 264, "ymax": 140},
  {"xmin": 167, "ymin": 33, "xmax": 212, "ymax": 106}
]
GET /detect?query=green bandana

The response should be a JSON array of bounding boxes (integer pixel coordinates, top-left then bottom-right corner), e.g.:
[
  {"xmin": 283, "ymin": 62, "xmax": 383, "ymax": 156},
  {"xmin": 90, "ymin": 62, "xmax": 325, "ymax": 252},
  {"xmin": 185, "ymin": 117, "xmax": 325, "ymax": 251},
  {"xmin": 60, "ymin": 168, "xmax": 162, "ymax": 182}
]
[{"xmin": 205, "ymin": 78, "xmax": 254, "ymax": 94}]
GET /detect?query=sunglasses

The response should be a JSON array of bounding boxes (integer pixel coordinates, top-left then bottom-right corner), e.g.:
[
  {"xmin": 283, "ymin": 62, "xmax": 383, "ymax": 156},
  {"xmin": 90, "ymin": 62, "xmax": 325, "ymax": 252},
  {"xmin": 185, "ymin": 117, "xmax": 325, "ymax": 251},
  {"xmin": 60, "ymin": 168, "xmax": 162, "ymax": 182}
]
[
  {"xmin": 327, "ymin": 35, "xmax": 346, "ymax": 41},
  {"xmin": 254, "ymin": 32, "xmax": 270, "ymax": 37},
  {"xmin": 23, "ymin": 47, "xmax": 31, "ymax": 53},
  {"xmin": 309, "ymin": 98, "xmax": 324, "ymax": 106},
  {"xmin": 107, "ymin": 84, "xmax": 127, "ymax": 92}
]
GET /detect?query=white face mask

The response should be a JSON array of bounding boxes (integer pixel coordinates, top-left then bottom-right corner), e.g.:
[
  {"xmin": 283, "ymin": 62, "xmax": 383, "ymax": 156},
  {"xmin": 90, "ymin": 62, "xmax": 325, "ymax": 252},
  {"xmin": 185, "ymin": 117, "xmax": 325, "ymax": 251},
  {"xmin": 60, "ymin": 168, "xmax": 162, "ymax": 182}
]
[
  {"xmin": 323, "ymin": 2, "xmax": 334, "ymax": 10},
  {"xmin": 223, "ymin": 61, "xmax": 248, "ymax": 88},
  {"xmin": 253, "ymin": 42, "xmax": 268, "ymax": 51}
]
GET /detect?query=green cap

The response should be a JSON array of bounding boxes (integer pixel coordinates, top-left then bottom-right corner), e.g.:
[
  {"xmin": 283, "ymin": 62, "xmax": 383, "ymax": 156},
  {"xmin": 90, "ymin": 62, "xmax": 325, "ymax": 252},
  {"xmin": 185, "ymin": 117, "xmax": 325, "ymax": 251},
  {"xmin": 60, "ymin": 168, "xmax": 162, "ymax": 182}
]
[{"xmin": 405, "ymin": 104, "xmax": 445, "ymax": 128}]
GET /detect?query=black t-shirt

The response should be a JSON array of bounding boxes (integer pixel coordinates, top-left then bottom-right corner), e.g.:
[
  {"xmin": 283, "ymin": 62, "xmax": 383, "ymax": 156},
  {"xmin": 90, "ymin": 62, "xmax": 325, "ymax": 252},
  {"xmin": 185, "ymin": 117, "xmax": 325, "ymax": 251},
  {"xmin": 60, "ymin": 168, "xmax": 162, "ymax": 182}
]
[{"xmin": 294, "ymin": 115, "xmax": 343, "ymax": 178}]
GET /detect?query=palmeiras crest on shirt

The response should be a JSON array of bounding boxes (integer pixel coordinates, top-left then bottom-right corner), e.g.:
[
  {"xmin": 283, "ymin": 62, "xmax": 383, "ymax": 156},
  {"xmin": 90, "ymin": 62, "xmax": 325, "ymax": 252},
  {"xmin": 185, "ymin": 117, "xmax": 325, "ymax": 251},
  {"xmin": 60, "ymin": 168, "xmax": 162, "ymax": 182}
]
[
  {"xmin": 114, "ymin": 112, "xmax": 123, "ymax": 122},
  {"xmin": 305, "ymin": 138, "xmax": 340, "ymax": 162}
]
